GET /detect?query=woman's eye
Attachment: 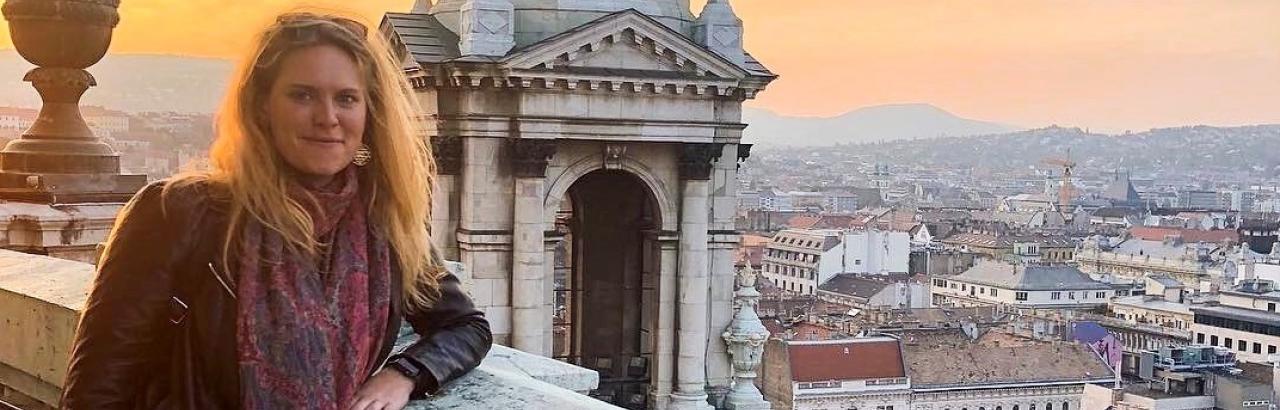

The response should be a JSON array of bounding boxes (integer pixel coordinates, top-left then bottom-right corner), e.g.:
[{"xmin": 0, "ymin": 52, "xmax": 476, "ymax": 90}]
[
  {"xmin": 288, "ymin": 90, "xmax": 312, "ymax": 101},
  {"xmin": 337, "ymin": 94, "xmax": 360, "ymax": 105}
]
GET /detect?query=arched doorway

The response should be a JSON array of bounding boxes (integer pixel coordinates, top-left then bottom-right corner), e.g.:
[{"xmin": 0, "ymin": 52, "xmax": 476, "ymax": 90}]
[{"xmin": 552, "ymin": 170, "xmax": 660, "ymax": 409}]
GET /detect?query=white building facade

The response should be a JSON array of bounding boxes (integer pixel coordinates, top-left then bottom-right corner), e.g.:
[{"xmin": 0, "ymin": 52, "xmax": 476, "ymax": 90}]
[
  {"xmin": 1191, "ymin": 280, "xmax": 1280, "ymax": 364},
  {"xmin": 931, "ymin": 260, "xmax": 1114, "ymax": 310},
  {"xmin": 383, "ymin": 0, "xmax": 776, "ymax": 408},
  {"xmin": 761, "ymin": 229, "xmax": 911, "ymax": 295}
]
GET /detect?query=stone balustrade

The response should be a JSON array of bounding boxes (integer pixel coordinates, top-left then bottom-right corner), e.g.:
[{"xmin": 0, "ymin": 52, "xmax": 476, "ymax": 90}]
[{"xmin": 0, "ymin": 249, "xmax": 616, "ymax": 409}]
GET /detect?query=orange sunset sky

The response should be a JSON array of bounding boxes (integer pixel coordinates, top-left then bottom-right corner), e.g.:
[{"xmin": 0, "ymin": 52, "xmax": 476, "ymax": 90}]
[{"xmin": 1, "ymin": 0, "xmax": 1278, "ymax": 131}]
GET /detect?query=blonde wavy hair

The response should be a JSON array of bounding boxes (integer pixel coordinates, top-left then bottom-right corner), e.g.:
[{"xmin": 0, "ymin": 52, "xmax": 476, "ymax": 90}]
[{"xmin": 173, "ymin": 11, "xmax": 441, "ymax": 308}]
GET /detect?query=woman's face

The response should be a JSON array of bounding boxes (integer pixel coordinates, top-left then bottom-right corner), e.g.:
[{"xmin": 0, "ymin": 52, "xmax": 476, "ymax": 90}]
[{"xmin": 263, "ymin": 44, "xmax": 368, "ymax": 185}]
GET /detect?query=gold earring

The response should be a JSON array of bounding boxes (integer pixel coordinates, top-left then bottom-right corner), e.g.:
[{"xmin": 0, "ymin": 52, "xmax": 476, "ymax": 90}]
[{"xmin": 353, "ymin": 144, "xmax": 372, "ymax": 167}]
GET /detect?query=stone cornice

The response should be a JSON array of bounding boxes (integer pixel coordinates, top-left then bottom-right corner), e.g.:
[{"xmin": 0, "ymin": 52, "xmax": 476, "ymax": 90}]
[{"xmin": 408, "ymin": 68, "xmax": 760, "ymax": 99}]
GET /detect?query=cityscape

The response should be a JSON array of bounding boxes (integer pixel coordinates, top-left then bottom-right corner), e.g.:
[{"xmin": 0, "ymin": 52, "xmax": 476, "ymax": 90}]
[{"xmin": 1, "ymin": 1, "xmax": 1279, "ymax": 410}]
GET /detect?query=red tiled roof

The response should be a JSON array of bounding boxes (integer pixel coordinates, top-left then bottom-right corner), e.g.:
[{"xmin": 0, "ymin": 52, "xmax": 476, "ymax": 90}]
[
  {"xmin": 1130, "ymin": 227, "xmax": 1237, "ymax": 243},
  {"xmin": 787, "ymin": 215, "xmax": 820, "ymax": 229},
  {"xmin": 787, "ymin": 339, "xmax": 905, "ymax": 382}
]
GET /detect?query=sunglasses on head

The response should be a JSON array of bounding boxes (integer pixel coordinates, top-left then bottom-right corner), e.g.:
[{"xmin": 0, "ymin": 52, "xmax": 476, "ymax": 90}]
[{"xmin": 276, "ymin": 12, "xmax": 369, "ymax": 38}]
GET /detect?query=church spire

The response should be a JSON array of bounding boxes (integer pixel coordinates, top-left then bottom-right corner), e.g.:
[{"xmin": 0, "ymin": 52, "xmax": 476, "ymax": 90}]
[{"xmin": 693, "ymin": 0, "xmax": 745, "ymax": 66}]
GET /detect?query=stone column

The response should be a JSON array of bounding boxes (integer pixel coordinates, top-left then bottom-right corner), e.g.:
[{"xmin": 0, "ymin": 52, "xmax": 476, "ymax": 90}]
[
  {"xmin": 650, "ymin": 232, "xmax": 680, "ymax": 409},
  {"xmin": 543, "ymin": 232, "xmax": 565, "ymax": 357},
  {"xmin": 458, "ymin": 137, "xmax": 515, "ymax": 345},
  {"xmin": 671, "ymin": 143, "xmax": 722, "ymax": 410},
  {"xmin": 431, "ymin": 136, "xmax": 463, "ymax": 260},
  {"xmin": 706, "ymin": 143, "xmax": 743, "ymax": 404},
  {"xmin": 509, "ymin": 139, "xmax": 555, "ymax": 356}
]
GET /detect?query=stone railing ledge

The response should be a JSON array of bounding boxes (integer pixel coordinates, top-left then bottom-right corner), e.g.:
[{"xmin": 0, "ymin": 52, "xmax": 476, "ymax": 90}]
[
  {"xmin": 406, "ymin": 346, "xmax": 619, "ymax": 409},
  {"xmin": 0, "ymin": 249, "xmax": 617, "ymax": 409}
]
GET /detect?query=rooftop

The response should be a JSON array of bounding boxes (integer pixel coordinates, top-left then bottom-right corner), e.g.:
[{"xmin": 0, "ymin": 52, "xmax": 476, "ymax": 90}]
[
  {"xmin": 1192, "ymin": 304, "xmax": 1280, "ymax": 327},
  {"xmin": 903, "ymin": 339, "xmax": 1113, "ymax": 389},
  {"xmin": 947, "ymin": 260, "xmax": 1112, "ymax": 291},
  {"xmin": 785, "ymin": 338, "xmax": 906, "ymax": 382},
  {"xmin": 818, "ymin": 273, "xmax": 909, "ymax": 300},
  {"xmin": 1111, "ymin": 295, "xmax": 1193, "ymax": 315}
]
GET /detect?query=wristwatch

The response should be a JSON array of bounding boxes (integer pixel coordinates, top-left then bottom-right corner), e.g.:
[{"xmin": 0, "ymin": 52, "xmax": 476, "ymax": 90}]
[{"xmin": 386, "ymin": 356, "xmax": 422, "ymax": 380}]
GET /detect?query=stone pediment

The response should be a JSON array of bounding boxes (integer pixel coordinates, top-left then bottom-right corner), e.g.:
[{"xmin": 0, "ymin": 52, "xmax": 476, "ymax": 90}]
[{"xmin": 502, "ymin": 9, "xmax": 749, "ymax": 80}]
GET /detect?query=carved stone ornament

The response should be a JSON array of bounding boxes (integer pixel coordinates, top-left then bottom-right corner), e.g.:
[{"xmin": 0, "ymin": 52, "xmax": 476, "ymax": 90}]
[
  {"xmin": 509, "ymin": 139, "xmax": 556, "ymax": 178},
  {"xmin": 603, "ymin": 144, "xmax": 626, "ymax": 170},
  {"xmin": 432, "ymin": 136, "xmax": 463, "ymax": 175},
  {"xmin": 678, "ymin": 143, "xmax": 724, "ymax": 181}
]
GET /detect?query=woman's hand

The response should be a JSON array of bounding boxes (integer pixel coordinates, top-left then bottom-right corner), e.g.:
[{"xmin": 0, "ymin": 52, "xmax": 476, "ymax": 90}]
[{"xmin": 349, "ymin": 369, "xmax": 416, "ymax": 410}]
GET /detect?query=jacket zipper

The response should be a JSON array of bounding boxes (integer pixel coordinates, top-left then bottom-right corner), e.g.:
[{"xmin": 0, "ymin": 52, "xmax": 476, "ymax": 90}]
[{"xmin": 207, "ymin": 262, "xmax": 237, "ymax": 299}]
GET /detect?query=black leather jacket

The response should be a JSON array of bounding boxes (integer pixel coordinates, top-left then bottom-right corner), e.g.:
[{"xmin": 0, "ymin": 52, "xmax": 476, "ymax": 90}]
[{"xmin": 61, "ymin": 180, "xmax": 492, "ymax": 409}]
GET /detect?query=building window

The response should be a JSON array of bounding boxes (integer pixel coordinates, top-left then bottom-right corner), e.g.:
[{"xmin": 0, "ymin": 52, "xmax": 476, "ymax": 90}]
[
  {"xmin": 1225, "ymin": 337, "xmax": 1233, "ymax": 347},
  {"xmin": 961, "ymin": 284, "xmax": 967, "ymax": 291},
  {"xmin": 1270, "ymin": 303, "xmax": 1276, "ymax": 312},
  {"xmin": 1211, "ymin": 335, "xmax": 1219, "ymax": 345},
  {"xmin": 1096, "ymin": 291, "xmax": 1106, "ymax": 299},
  {"xmin": 1062, "ymin": 402, "xmax": 1069, "ymax": 410},
  {"xmin": 1239, "ymin": 340, "xmax": 1247, "ymax": 352},
  {"xmin": 980, "ymin": 287, "xmax": 986, "ymax": 294},
  {"xmin": 1197, "ymin": 333, "xmax": 1205, "ymax": 344},
  {"xmin": 1016, "ymin": 292, "xmax": 1028, "ymax": 301},
  {"xmin": 1270, "ymin": 345, "xmax": 1277, "ymax": 355},
  {"xmin": 855, "ymin": 259, "xmax": 862, "ymax": 265},
  {"xmin": 951, "ymin": 283, "xmax": 957, "ymax": 289},
  {"xmin": 1046, "ymin": 403, "xmax": 1053, "ymax": 410},
  {"xmin": 1051, "ymin": 292, "xmax": 1061, "ymax": 300},
  {"xmin": 1255, "ymin": 342, "xmax": 1262, "ymax": 354},
  {"xmin": 991, "ymin": 288, "xmax": 999, "ymax": 297},
  {"xmin": 1068, "ymin": 292, "xmax": 1075, "ymax": 300}
]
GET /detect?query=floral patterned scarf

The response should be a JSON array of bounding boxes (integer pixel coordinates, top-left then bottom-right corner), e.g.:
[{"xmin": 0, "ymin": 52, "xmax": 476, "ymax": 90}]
[{"xmin": 235, "ymin": 167, "xmax": 392, "ymax": 409}]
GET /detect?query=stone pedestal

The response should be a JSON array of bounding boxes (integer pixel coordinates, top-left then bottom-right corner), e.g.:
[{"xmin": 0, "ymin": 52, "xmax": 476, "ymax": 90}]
[{"xmin": 0, "ymin": 0, "xmax": 144, "ymax": 260}]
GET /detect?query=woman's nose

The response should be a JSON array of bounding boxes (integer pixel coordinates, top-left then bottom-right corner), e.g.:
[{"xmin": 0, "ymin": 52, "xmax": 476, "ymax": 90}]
[{"xmin": 314, "ymin": 100, "xmax": 340, "ymax": 127}]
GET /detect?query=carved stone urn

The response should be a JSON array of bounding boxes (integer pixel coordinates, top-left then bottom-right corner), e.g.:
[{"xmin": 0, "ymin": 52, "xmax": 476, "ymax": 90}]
[{"xmin": 1, "ymin": 0, "xmax": 144, "ymax": 202}]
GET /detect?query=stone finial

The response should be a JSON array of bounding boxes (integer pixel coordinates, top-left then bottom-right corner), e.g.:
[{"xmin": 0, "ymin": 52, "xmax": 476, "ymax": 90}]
[
  {"xmin": 722, "ymin": 264, "xmax": 772, "ymax": 410},
  {"xmin": 693, "ymin": 0, "xmax": 745, "ymax": 67},
  {"xmin": 458, "ymin": 0, "xmax": 515, "ymax": 56}
]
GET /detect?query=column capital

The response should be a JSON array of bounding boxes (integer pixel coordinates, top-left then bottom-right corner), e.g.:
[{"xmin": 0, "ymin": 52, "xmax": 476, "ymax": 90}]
[
  {"xmin": 736, "ymin": 144, "xmax": 752, "ymax": 162},
  {"xmin": 432, "ymin": 136, "xmax": 463, "ymax": 175},
  {"xmin": 509, "ymin": 139, "xmax": 557, "ymax": 178},
  {"xmin": 678, "ymin": 143, "xmax": 724, "ymax": 181}
]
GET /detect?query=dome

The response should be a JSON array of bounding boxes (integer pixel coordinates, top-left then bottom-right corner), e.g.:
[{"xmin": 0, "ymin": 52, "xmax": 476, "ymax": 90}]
[{"xmin": 430, "ymin": 0, "xmax": 694, "ymax": 49}]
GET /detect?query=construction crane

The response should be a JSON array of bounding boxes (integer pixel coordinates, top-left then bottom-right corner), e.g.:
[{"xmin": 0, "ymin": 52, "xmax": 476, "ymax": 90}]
[{"xmin": 1042, "ymin": 151, "xmax": 1076, "ymax": 211}]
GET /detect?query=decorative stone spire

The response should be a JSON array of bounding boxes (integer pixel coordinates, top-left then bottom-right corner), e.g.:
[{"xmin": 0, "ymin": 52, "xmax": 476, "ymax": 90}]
[
  {"xmin": 693, "ymin": 0, "xmax": 745, "ymax": 66},
  {"xmin": 721, "ymin": 264, "xmax": 772, "ymax": 410},
  {"xmin": 458, "ymin": 0, "xmax": 515, "ymax": 56},
  {"xmin": 411, "ymin": 0, "xmax": 432, "ymax": 13}
]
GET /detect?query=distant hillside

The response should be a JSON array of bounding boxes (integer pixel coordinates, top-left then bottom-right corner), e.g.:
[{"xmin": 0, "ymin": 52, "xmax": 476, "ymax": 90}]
[
  {"xmin": 743, "ymin": 103, "xmax": 1021, "ymax": 146},
  {"xmin": 0, "ymin": 51, "xmax": 231, "ymax": 113},
  {"xmin": 760, "ymin": 125, "xmax": 1280, "ymax": 176}
]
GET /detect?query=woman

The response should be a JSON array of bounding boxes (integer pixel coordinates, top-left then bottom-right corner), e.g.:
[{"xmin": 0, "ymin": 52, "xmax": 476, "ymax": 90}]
[{"xmin": 60, "ymin": 12, "xmax": 491, "ymax": 410}]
